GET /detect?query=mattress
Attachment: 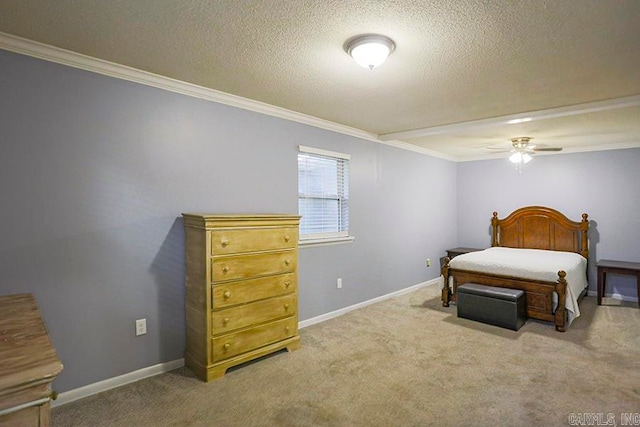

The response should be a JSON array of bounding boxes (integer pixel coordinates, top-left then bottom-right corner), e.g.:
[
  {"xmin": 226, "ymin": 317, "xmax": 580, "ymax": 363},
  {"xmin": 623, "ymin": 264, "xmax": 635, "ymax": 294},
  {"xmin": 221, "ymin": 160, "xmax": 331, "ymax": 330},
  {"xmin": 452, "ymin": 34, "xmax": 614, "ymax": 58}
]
[{"xmin": 447, "ymin": 247, "xmax": 588, "ymax": 325}]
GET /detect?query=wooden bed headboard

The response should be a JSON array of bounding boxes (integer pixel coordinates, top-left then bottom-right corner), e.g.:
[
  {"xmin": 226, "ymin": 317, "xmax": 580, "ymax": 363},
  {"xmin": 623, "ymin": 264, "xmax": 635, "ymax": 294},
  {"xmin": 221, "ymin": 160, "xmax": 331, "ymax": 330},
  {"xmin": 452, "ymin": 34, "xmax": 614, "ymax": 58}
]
[{"xmin": 491, "ymin": 206, "xmax": 589, "ymax": 259}]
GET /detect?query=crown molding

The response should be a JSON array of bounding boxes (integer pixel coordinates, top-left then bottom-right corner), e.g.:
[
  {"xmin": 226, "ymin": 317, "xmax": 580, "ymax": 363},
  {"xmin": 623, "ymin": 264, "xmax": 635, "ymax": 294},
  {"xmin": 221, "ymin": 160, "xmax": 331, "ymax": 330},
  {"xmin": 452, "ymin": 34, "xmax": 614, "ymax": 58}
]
[
  {"xmin": 0, "ymin": 32, "xmax": 457, "ymax": 161},
  {"xmin": 379, "ymin": 94, "xmax": 640, "ymax": 141},
  {"xmin": 0, "ymin": 33, "xmax": 382, "ymax": 142},
  {"xmin": 4, "ymin": 31, "xmax": 631, "ymax": 164}
]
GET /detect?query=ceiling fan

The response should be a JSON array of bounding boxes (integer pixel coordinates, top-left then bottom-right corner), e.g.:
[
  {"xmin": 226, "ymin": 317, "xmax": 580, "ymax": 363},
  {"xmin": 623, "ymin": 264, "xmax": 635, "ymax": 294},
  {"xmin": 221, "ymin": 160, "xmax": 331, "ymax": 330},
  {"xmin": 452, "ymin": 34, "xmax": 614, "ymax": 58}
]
[
  {"xmin": 487, "ymin": 137, "xmax": 563, "ymax": 172},
  {"xmin": 489, "ymin": 136, "xmax": 562, "ymax": 160}
]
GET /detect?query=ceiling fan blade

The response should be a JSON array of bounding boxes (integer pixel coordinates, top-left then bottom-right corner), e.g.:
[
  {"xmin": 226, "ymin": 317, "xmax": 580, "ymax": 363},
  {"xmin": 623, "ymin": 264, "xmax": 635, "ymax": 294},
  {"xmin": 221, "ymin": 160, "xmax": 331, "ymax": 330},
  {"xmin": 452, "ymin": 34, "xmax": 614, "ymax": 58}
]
[
  {"xmin": 533, "ymin": 147, "xmax": 563, "ymax": 152},
  {"xmin": 485, "ymin": 145, "xmax": 511, "ymax": 152},
  {"xmin": 485, "ymin": 137, "xmax": 563, "ymax": 155}
]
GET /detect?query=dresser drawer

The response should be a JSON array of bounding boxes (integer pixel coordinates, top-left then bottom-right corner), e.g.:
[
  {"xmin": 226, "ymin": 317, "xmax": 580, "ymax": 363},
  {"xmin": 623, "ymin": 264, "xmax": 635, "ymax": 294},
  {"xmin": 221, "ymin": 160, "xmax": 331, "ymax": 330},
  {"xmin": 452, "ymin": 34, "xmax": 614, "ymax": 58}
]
[
  {"xmin": 212, "ymin": 317, "xmax": 297, "ymax": 362},
  {"xmin": 212, "ymin": 273, "xmax": 296, "ymax": 309},
  {"xmin": 211, "ymin": 228, "xmax": 298, "ymax": 255},
  {"xmin": 212, "ymin": 250, "xmax": 296, "ymax": 282},
  {"xmin": 212, "ymin": 294, "xmax": 296, "ymax": 335}
]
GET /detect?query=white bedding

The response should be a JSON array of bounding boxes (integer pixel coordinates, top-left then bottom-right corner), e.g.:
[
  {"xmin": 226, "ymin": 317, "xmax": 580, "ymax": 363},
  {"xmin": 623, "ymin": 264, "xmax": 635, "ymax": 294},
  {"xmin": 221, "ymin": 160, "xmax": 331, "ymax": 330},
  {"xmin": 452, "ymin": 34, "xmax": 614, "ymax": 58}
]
[{"xmin": 446, "ymin": 247, "xmax": 588, "ymax": 326}]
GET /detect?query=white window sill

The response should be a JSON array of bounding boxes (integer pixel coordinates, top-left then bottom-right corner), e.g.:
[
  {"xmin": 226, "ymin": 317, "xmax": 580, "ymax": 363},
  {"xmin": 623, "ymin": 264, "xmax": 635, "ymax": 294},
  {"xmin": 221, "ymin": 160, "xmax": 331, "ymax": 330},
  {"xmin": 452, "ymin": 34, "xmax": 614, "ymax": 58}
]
[{"xmin": 299, "ymin": 236, "xmax": 355, "ymax": 248}]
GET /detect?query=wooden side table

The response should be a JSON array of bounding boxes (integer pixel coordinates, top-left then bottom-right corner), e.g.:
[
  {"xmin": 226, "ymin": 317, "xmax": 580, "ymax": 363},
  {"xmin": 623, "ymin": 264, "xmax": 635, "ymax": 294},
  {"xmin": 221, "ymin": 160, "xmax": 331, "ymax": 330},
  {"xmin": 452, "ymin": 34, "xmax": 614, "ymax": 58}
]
[
  {"xmin": 597, "ymin": 260, "xmax": 640, "ymax": 307},
  {"xmin": 446, "ymin": 247, "xmax": 483, "ymax": 259},
  {"xmin": 440, "ymin": 247, "xmax": 483, "ymax": 269}
]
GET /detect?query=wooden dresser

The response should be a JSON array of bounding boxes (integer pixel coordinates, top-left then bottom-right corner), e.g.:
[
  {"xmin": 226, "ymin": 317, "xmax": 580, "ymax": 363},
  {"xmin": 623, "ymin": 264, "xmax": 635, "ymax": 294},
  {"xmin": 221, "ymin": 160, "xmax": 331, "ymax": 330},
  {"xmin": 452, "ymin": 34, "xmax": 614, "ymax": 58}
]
[
  {"xmin": 182, "ymin": 214, "xmax": 301, "ymax": 381},
  {"xmin": 0, "ymin": 294, "xmax": 63, "ymax": 426}
]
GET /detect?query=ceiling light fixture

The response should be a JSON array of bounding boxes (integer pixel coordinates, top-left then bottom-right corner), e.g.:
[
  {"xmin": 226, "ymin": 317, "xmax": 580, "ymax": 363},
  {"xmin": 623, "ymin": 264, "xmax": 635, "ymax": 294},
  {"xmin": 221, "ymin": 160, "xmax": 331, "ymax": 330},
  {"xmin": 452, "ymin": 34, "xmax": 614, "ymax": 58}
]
[{"xmin": 345, "ymin": 34, "xmax": 396, "ymax": 70}]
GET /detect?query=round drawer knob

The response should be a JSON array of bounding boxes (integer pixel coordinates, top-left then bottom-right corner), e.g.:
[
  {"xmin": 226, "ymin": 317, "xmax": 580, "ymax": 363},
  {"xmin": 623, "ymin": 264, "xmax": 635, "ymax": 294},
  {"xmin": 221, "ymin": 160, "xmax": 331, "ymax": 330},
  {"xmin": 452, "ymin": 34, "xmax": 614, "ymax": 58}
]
[
  {"xmin": 284, "ymin": 303, "xmax": 290, "ymax": 310},
  {"xmin": 285, "ymin": 326, "xmax": 290, "ymax": 333},
  {"xmin": 221, "ymin": 239, "xmax": 230, "ymax": 247},
  {"xmin": 223, "ymin": 343, "xmax": 231, "ymax": 351},
  {"xmin": 222, "ymin": 265, "xmax": 229, "ymax": 273},
  {"xmin": 284, "ymin": 235, "xmax": 290, "ymax": 242},
  {"xmin": 284, "ymin": 281, "xmax": 291, "ymax": 288},
  {"xmin": 223, "ymin": 317, "xmax": 230, "ymax": 325},
  {"xmin": 285, "ymin": 259, "xmax": 290, "ymax": 266},
  {"xmin": 223, "ymin": 291, "xmax": 231, "ymax": 299}
]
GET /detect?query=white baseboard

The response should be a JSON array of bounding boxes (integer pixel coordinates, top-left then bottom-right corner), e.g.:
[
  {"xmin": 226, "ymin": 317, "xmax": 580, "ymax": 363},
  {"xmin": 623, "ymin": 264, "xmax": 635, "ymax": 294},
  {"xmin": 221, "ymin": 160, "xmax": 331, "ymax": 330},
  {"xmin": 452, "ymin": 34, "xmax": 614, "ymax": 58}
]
[
  {"xmin": 587, "ymin": 290, "xmax": 639, "ymax": 303},
  {"xmin": 52, "ymin": 358, "xmax": 185, "ymax": 408},
  {"xmin": 53, "ymin": 278, "xmax": 439, "ymax": 407},
  {"xmin": 298, "ymin": 277, "xmax": 440, "ymax": 329}
]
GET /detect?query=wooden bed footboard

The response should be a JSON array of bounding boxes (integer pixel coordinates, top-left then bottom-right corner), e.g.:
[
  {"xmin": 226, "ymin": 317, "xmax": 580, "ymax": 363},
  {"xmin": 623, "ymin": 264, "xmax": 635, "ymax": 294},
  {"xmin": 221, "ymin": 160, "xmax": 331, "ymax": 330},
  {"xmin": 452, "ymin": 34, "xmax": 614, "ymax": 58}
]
[{"xmin": 441, "ymin": 258, "xmax": 569, "ymax": 332}]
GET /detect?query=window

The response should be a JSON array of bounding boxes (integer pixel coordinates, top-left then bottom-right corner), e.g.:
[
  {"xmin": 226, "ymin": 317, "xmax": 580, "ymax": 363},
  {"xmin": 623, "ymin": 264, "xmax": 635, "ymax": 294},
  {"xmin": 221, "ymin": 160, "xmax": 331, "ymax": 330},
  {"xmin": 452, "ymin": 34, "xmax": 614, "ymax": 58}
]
[{"xmin": 298, "ymin": 145, "xmax": 352, "ymax": 245}]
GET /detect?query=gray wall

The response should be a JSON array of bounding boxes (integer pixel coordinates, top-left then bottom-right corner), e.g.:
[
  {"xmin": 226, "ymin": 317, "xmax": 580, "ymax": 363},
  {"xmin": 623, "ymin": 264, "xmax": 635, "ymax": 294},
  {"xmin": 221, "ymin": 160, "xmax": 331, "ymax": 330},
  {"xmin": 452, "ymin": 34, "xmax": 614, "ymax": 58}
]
[
  {"xmin": 456, "ymin": 148, "xmax": 640, "ymax": 297},
  {"xmin": 0, "ymin": 49, "xmax": 456, "ymax": 392},
  {"xmin": 300, "ymin": 144, "xmax": 457, "ymax": 318}
]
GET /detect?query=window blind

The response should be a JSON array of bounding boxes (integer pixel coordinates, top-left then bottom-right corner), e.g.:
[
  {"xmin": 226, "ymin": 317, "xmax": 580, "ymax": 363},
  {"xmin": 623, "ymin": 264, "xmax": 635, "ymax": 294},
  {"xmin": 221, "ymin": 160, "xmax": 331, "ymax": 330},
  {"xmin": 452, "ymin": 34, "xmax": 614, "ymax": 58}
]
[{"xmin": 298, "ymin": 146, "xmax": 350, "ymax": 239}]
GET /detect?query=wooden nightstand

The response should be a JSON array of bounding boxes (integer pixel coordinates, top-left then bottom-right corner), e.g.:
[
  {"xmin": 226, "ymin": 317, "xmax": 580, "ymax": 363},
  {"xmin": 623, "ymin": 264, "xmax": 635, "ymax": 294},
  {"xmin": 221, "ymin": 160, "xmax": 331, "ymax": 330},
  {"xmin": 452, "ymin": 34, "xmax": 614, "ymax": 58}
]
[
  {"xmin": 446, "ymin": 247, "xmax": 483, "ymax": 259},
  {"xmin": 597, "ymin": 259, "xmax": 640, "ymax": 307},
  {"xmin": 440, "ymin": 247, "xmax": 483, "ymax": 268}
]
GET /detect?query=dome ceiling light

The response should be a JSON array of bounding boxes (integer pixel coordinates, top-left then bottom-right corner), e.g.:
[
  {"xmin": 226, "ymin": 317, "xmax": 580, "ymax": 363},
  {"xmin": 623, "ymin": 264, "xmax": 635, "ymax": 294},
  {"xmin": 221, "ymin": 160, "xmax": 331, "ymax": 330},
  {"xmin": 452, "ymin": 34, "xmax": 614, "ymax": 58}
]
[{"xmin": 345, "ymin": 34, "xmax": 396, "ymax": 70}]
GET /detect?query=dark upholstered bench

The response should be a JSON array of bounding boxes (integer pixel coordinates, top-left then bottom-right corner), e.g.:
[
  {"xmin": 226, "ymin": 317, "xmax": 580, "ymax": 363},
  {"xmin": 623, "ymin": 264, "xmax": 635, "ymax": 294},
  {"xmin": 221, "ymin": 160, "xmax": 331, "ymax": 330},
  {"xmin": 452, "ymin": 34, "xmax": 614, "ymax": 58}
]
[{"xmin": 457, "ymin": 283, "xmax": 526, "ymax": 331}]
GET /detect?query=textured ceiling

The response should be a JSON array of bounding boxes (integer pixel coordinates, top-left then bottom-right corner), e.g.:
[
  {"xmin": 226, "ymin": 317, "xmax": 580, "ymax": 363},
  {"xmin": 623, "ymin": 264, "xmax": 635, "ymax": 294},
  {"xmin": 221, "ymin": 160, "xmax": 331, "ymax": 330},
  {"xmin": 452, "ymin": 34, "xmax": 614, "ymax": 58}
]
[{"xmin": 1, "ymin": 0, "xmax": 639, "ymax": 160}]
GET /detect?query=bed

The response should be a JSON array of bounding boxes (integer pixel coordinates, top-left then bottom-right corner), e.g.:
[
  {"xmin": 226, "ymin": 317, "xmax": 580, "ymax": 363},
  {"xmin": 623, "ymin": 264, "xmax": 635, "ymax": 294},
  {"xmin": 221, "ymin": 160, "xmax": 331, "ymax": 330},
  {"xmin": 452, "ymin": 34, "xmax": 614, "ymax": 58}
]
[{"xmin": 441, "ymin": 206, "xmax": 589, "ymax": 332}]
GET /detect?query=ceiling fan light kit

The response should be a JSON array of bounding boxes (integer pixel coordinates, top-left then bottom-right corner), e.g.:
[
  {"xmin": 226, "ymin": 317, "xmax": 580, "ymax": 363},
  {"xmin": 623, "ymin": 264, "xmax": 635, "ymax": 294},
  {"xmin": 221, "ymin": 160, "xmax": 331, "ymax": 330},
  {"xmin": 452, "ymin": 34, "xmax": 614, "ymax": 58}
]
[
  {"xmin": 509, "ymin": 151, "xmax": 532, "ymax": 164},
  {"xmin": 509, "ymin": 137, "xmax": 535, "ymax": 173},
  {"xmin": 345, "ymin": 34, "xmax": 395, "ymax": 70}
]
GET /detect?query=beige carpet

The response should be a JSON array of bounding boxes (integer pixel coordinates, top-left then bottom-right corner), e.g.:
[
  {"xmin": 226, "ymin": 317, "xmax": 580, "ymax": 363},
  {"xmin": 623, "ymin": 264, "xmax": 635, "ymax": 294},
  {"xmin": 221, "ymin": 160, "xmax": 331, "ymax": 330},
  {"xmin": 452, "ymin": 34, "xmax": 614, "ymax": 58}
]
[{"xmin": 53, "ymin": 285, "xmax": 640, "ymax": 426}]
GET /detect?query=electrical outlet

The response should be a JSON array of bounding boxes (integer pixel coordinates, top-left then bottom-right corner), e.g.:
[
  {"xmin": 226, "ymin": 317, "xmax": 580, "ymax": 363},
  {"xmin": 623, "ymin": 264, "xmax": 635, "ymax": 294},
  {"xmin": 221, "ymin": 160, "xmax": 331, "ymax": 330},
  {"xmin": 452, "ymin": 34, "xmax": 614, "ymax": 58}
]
[
  {"xmin": 337, "ymin": 278, "xmax": 342, "ymax": 289},
  {"xmin": 426, "ymin": 258, "xmax": 431, "ymax": 267},
  {"xmin": 135, "ymin": 318, "xmax": 147, "ymax": 336}
]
